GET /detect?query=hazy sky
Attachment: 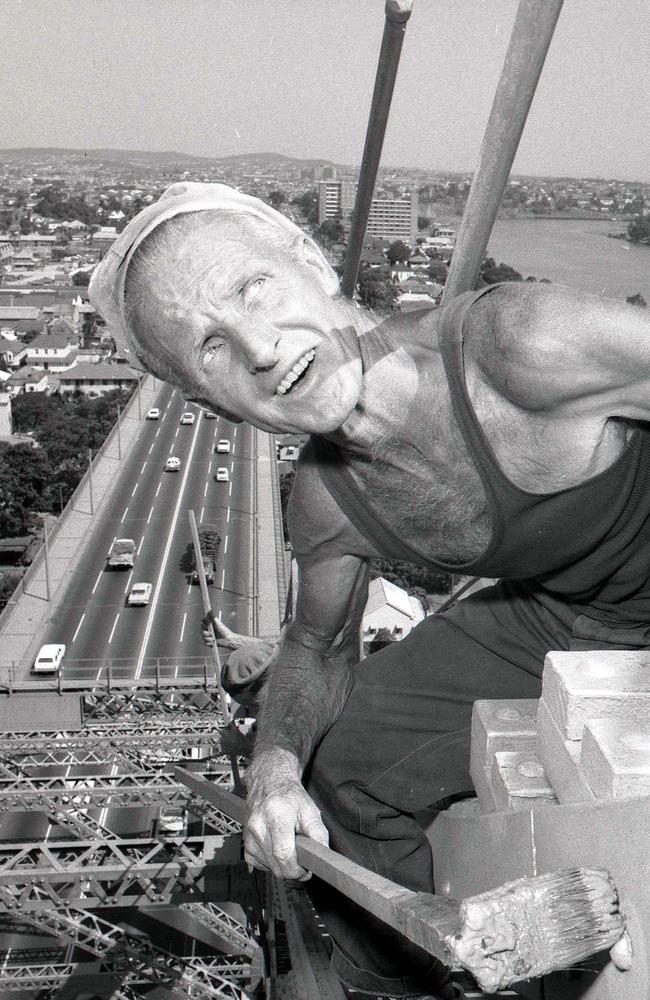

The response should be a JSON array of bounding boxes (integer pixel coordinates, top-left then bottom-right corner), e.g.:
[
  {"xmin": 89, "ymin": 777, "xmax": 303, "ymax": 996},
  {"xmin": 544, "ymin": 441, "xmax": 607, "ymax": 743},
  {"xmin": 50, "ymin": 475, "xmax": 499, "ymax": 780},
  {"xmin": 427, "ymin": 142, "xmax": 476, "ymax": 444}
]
[{"xmin": 2, "ymin": 0, "xmax": 649, "ymax": 181}]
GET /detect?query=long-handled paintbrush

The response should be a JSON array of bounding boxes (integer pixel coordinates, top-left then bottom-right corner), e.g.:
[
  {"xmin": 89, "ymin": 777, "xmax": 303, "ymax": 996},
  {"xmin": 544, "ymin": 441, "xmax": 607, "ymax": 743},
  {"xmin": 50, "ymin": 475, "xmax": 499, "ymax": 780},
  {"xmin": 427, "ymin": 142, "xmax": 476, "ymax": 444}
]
[{"xmin": 174, "ymin": 769, "xmax": 625, "ymax": 993}]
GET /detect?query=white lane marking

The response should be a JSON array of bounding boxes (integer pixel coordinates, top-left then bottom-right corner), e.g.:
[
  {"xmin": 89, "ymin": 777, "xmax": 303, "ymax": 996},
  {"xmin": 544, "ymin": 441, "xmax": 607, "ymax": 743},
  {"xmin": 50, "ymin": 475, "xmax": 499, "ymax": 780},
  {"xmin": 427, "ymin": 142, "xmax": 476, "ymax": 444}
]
[
  {"xmin": 99, "ymin": 763, "xmax": 118, "ymax": 827},
  {"xmin": 72, "ymin": 613, "xmax": 86, "ymax": 643},
  {"xmin": 135, "ymin": 418, "xmax": 203, "ymax": 678},
  {"xmin": 137, "ymin": 535, "xmax": 144, "ymax": 555},
  {"xmin": 174, "ymin": 427, "xmax": 179, "ymax": 438},
  {"xmin": 156, "ymin": 427, "xmax": 160, "ymax": 436},
  {"xmin": 214, "ymin": 427, "xmax": 218, "ymax": 437},
  {"xmin": 121, "ymin": 506, "xmax": 129, "ymax": 523},
  {"xmin": 224, "ymin": 536, "xmax": 228, "ymax": 554},
  {"xmin": 221, "ymin": 568, "xmax": 225, "ymax": 588},
  {"xmin": 147, "ymin": 505, "xmax": 154, "ymax": 524},
  {"xmin": 149, "ymin": 443, "xmax": 154, "ymax": 454},
  {"xmin": 131, "ymin": 483, "xmax": 138, "ymax": 497},
  {"xmin": 200, "ymin": 506, "xmax": 204, "ymax": 524},
  {"xmin": 91, "ymin": 570, "xmax": 103, "ymax": 594},
  {"xmin": 232, "ymin": 443, "xmax": 235, "ymax": 455},
  {"xmin": 108, "ymin": 614, "xmax": 120, "ymax": 643},
  {"xmin": 124, "ymin": 570, "xmax": 134, "ymax": 594},
  {"xmin": 155, "ymin": 482, "xmax": 161, "ymax": 497},
  {"xmin": 180, "ymin": 612, "xmax": 187, "ymax": 643},
  {"xmin": 226, "ymin": 506, "xmax": 230, "ymax": 523},
  {"xmin": 228, "ymin": 481, "xmax": 232, "ymax": 496},
  {"xmin": 234, "ymin": 426, "xmax": 238, "ymax": 437},
  {"xmin": 169, "ymin": 444, "xmax": 175, "ymax": 455},
  {"xmin": 187, "ymin": 581, "xmax": 192, "ymax": 594},
  {"xmin": 204, "ymin": 481, "xmax": 209, "ymax": 497},
  {"xmin": 95, "ymin": 664, "xmax": 103, "ymax": 682},
  {"xmin": 141, "ymin": 461, "xmax": 147, "ymax": 474}
]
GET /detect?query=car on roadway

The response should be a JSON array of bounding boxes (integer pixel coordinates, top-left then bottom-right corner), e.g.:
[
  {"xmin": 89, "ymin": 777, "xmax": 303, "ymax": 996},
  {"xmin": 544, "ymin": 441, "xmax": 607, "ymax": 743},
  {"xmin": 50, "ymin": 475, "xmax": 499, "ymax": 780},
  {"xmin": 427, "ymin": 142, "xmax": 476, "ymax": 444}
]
[
  {"xmin": 32, "ymin": 643, "xmax": 66, "ymax": 674},
  {"xmin": 216, "ymin": 439, "xmax": 230, "ymax": 454},
  {"xmin": 155, "ymin": 806, "xmax": 188, "ymax": 838},
  {"xmin": 164, "ymin": 456, "xmax": 181, "ymax": 472},
  {"xmin": 204, "ymin": 410, "xmax": 218, "ymax": 419},
  {"xmin": 215, "ymin": 467, "xmax": 229, "ymax": 482},
  {"xmin": 127, "ymin": 582, "xmax": 153, "ymax": 606},
  {"xmin": 180, "ymin": 412, "xmax": 195, "ymax": 425},
  {"xmin": 146, "ymin": 407, "xmax": 161, "ymax": 420}
]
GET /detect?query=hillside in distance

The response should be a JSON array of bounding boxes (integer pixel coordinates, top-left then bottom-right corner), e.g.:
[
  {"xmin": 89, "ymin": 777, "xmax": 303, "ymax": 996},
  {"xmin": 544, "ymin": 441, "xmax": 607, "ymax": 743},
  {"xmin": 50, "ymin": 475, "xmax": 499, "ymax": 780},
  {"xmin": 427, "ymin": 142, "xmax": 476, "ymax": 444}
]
[{"xmin": 0, "ymin": 147, "xmax": 343, "ymax": 172}]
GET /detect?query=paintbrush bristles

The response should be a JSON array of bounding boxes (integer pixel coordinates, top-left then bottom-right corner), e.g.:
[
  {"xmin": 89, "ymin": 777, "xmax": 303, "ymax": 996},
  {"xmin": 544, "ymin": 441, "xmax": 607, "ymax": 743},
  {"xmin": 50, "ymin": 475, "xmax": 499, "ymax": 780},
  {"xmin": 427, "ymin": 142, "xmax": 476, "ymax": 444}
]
[{"xmin": 447, "ymin": 867, "xmax": 625, "ymax": 993}]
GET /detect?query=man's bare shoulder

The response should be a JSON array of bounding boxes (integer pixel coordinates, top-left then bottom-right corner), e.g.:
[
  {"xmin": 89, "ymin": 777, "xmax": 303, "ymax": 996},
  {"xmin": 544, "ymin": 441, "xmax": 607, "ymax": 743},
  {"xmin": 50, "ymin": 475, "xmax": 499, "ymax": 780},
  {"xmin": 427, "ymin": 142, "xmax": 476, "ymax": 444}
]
[
  {"xmin": 287, "ymin": 443, "xmax": 378, "ymax": 561},
  {"xmin": 463, "ymin": 282, "xmax": 607, "ymax": 411}
]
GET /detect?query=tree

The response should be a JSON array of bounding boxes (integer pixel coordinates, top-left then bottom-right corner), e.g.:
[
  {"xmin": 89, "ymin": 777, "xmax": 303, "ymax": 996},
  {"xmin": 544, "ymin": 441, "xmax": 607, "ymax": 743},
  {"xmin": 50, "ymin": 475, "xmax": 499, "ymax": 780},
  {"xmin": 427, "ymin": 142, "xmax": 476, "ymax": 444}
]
[
  {"xmin": 626, "ymin": 292, "xmax": 647, "ymax": 308},
  {"xmin": 417, "ymin": 215, "xmax": 430, "ymax": 233},
  {"xmin": 427, "ymin": 260, "xmax": 448, "ymax": 284},
  {"xmin": 627, "ymin": 215, "xmax": 650, "ymax": 244},
  {"xmin": 317, "ymin": 218, "xmax": 345, "ymax": 244},
  {"xmin": 480, "ymin": 257, "xmax": 523, "ymax": 285},
  {"xmin": 357, "ymin": 266, "xmax": 397, "ymax": 313},
  {"xmin": 72, "ymin": 270, "xmax": 90, "ymax": 286},
  {"xmin": 0, "ymin": 445, "xmax": 52, "ymax": 537},
  {"xmin": 291, "ymin": 189, "xmax": 319, "ymax": 226},
  {"xmin": 267, "ymin": 190, "xmax": 287, "ymax": 208},
  {"xmin": 385, "ymin": 240, "xmax": 412, "ymax": 266}
]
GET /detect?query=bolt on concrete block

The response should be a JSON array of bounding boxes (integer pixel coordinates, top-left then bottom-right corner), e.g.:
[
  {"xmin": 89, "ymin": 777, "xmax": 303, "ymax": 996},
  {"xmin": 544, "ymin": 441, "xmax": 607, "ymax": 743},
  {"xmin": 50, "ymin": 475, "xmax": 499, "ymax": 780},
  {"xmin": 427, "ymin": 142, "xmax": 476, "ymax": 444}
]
[{"xmin": 491, "ymin": 750, "xmax": 557, "ymax": 812}]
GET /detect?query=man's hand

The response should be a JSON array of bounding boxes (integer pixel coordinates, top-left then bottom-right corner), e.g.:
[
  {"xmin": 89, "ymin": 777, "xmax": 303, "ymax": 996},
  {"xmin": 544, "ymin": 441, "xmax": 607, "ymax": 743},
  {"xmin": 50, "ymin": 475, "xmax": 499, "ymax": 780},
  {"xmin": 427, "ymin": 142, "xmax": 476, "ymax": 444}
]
[{"xmin": 245, "ymin": 748, "xmax": 328, "ymax": 880}]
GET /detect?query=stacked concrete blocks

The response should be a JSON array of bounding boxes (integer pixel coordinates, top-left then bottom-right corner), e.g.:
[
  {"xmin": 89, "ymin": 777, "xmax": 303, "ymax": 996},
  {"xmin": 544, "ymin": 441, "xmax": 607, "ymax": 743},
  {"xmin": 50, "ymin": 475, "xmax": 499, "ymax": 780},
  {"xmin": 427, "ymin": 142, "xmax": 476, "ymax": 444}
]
[
  {"xmin": 470, "ymin": 698, "xmax": 557, "ymax": 812},
  {"xmin": 538, "ymin": 651, "xmax": 650, "ymax": 805}
]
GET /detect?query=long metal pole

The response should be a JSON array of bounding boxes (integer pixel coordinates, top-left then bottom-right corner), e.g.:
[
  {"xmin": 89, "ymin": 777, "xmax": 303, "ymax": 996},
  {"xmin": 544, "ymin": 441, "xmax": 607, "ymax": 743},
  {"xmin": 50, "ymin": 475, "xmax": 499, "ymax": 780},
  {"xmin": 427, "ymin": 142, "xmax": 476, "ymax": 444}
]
[
  {"xmin": 87, "ymin": 448, "xmax": 94, "ymax": 515},
  {"xmin": 188, "ymin": 509, "xmax": 241, "ymax": 788},
  {"xmin": 341, "ymin": 0, "xmax": 414, "ymax": 299},
  {"xmin": 442, "ymin": 0, "xmax": 564, "ymax": 303}
]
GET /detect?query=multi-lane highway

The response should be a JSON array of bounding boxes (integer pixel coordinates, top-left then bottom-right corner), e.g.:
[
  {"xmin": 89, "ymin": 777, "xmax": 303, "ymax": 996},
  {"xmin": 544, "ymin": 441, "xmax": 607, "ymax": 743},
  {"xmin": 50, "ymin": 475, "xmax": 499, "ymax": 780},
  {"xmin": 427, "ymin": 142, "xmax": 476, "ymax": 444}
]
[{"xmin": 37, "ymin": 384, "xmax": 256, "ymax": 683}]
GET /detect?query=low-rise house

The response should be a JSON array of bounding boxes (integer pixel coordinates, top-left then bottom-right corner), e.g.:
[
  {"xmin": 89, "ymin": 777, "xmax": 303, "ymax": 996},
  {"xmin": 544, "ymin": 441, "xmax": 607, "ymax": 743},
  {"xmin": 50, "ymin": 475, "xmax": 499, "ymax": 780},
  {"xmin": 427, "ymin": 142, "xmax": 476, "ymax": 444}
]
[
  {"xmin": 4, "ymin": 366, "xmax": 51, "ymax": 395},
  {"xmin": 22, "ymin": 330, "xmax": 78, "ymax": 371},
  {"xmin": 57, "ymin": 361, "xmax": 138, "ymax": 396},
  {"xmin": 362, "ymin": 576, "xmax": 425, "ymax": 642},
  {"xmin": 0, "ymin": 332, "xmax": 27, "ymax": 368},
  {"xmin": 0, "ymin": 306, "xmax": 45, "ymax": 337}
]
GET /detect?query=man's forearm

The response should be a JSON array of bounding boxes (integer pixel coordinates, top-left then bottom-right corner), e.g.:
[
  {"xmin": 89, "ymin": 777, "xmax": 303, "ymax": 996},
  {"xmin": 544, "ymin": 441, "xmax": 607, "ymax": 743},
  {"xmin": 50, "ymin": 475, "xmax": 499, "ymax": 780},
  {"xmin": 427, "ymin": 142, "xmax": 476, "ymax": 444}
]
[{"xmin": 253, "ymin": 628, "xmax": 355, "ymax": 772}]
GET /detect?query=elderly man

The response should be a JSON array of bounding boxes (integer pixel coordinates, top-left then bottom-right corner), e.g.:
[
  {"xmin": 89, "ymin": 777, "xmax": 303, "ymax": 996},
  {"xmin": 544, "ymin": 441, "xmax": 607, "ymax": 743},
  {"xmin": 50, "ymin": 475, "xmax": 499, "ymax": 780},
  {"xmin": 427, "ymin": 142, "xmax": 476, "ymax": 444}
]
[{"xmin": 91, "ymin": 183, "xmax": 650, "ymax": 999}]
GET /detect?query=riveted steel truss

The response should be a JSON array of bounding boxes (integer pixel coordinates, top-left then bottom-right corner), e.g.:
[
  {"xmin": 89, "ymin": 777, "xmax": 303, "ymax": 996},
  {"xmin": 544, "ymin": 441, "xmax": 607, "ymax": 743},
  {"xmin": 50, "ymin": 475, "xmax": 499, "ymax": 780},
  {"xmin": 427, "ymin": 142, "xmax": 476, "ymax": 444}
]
[{"xmin": 0, "ymin": 833, "xmax": 253, "ymax": 909}]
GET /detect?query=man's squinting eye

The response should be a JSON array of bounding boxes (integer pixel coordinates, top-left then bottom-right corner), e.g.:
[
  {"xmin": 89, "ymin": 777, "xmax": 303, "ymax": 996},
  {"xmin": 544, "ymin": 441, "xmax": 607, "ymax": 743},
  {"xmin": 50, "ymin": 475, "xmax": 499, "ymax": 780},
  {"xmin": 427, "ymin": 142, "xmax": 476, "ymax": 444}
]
[
  {"xmin": 202, "ymin": 337, "xmax": 225, "ymax": 367},
  {"xmin": 242, "ymin": 276, "xmax": 267, "ymax": 302}
]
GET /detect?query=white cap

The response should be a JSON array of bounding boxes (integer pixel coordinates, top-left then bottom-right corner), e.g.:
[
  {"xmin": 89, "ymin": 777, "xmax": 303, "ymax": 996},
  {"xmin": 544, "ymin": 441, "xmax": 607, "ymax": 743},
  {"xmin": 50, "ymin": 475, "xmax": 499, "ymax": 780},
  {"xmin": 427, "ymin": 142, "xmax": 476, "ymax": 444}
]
[{"xmin": 88, "ymin": 181, "xmax": 320, "ymax": 357}]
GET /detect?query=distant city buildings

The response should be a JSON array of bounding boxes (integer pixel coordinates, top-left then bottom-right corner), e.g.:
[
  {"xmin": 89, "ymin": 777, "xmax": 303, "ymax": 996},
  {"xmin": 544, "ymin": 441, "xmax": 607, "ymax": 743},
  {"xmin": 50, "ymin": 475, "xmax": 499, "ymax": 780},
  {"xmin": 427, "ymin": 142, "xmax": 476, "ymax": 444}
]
[{"xmin": 318, "ymin": 179, "xmax": 418, "ymax": 245}]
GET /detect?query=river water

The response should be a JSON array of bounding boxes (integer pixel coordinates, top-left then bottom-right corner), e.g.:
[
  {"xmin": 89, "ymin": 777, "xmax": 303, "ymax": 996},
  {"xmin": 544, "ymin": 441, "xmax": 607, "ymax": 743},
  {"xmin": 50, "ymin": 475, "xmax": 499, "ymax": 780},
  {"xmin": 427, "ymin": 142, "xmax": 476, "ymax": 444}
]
[{"xmin": 485, "ymin": 218, "xmax": 650, "ymax": 304}]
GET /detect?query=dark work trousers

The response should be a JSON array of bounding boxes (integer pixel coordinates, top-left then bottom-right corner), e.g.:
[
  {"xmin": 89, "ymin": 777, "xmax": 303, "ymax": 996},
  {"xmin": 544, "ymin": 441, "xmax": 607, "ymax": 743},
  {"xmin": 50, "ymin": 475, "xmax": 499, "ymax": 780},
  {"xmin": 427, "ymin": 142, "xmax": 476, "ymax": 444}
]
[{"xmin": 304, "ymin": 579, "xmax": 578, "ymax": 997}]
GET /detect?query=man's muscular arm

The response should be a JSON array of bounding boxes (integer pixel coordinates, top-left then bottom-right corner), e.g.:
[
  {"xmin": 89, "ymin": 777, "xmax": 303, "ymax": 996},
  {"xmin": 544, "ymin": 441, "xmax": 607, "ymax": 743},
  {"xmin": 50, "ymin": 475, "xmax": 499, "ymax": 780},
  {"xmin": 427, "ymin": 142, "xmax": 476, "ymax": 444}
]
[{"xmin": 245, "ymin": 457, "xmax": 374, "ymax": 880}]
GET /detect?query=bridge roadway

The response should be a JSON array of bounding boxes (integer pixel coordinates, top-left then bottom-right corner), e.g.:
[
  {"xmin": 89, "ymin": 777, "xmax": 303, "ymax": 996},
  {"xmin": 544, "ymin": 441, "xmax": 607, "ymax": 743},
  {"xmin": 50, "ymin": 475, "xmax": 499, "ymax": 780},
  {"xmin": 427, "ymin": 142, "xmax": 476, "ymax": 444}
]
[
  {"xmin": 34, "ymin": 384, "xmax": 255, "ymax": 682},
  {"xmin": 0, "ymin": 383, "xmax": 257, "ymax": 867}
]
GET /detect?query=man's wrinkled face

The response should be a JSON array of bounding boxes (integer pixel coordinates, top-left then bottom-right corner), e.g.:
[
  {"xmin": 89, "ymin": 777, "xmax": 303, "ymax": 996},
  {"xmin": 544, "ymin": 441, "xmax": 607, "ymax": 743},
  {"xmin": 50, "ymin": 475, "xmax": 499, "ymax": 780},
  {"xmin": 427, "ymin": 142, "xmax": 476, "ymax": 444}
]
[{"xmin": 137, "ymin": 214, "xmax": 363, "ymax": 434}]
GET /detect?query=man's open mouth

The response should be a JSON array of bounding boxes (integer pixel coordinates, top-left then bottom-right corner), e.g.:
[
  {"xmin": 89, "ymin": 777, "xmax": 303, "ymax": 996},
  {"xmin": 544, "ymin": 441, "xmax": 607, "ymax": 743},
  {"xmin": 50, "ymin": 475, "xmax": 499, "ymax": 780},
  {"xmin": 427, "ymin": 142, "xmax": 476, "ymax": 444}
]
[{"xmin": 275, "ymin": 349, "xmax": 315, "ymax": 395}]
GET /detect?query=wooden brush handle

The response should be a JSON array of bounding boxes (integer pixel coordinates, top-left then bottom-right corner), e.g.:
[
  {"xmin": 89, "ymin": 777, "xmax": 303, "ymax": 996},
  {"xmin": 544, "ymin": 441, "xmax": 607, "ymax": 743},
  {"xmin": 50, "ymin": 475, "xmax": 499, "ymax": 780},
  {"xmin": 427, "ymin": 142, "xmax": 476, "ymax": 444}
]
[{"xmin": 174, "ymin": 767, "xmax": 459, "ymax": 964}]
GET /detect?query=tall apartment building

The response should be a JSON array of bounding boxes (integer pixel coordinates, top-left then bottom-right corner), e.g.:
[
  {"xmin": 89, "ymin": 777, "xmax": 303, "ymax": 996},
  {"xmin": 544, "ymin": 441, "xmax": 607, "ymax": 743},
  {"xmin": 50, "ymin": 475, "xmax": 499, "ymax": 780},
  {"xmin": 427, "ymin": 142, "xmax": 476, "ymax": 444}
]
[{"xmin": 318, "ymin": 180, "xmax": 418, "ymax": 246}]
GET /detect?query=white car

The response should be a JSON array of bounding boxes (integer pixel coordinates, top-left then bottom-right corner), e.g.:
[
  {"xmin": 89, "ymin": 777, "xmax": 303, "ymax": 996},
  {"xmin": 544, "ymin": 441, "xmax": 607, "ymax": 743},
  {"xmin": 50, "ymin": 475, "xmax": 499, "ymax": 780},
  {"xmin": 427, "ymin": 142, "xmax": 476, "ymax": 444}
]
[
  {"xmin": 146, "ymin": 407, "xmax": 160, "ymax": 420},
  {"xmin": 204, "ymin": 410, "xmax": 218, "ymax": 419},
  {"xmin": 215, "ymin": 467, "xmax": 229, "ymax": 482},
  {"xmin": 180, "ymin": 412, "xmax": 195, "ymax": 425},
  {"xmin": 165, "ymin": 456, "xmax": 181, "ymax": 472},
  {"xmin": 156, "ymin": 807, "xmax": 187, "ymax": 837},
  {"xmin": 32, "ymin": 643, "xmax": 65, "ymax": 674},
  {"xmin": 127, "ymin": 582, "xmax": 153, "ymax": 606},
  {"xmin": 216, "ymin": 439, "xmax": 231, "ymax": 454}
]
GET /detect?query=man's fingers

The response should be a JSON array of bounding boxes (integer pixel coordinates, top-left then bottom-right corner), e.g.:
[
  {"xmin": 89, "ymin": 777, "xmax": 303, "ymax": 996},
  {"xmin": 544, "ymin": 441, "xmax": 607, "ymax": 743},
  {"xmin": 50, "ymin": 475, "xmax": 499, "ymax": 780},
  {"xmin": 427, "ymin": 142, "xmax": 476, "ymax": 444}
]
[{"xmin": 298, "ymin": 807, "xmax": 329, "ymax": 847}]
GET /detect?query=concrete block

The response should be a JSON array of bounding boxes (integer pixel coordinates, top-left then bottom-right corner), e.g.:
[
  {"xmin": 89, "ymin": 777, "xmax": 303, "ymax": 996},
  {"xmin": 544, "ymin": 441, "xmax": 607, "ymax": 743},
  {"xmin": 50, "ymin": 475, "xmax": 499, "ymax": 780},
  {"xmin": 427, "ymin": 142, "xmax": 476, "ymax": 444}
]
[
  {"xmin": 536, "ymin": 697, "xmax": 597, "ymax": 804},
  {"xmin": 580, "ymin": 718, "xmax": 650, "ymax": 800},
  {"xmin": 469, "ymin": 700, "xmax": 537, "ymax": 810},
  {"xmin": 490, "ymin": 750, "xmax": 557, "ymax": 812},
  {"xmin": 541, "ymin": 650, "xmax": 650, "ymax": 740}
]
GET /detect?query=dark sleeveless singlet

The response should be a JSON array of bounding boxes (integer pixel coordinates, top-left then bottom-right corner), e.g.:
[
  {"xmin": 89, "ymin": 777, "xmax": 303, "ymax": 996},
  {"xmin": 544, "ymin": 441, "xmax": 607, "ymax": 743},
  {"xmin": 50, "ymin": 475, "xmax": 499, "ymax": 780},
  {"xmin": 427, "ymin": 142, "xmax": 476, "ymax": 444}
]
[{"xmin": 306, "ymin": 285, "xmax": 650, "ymax": 628}]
